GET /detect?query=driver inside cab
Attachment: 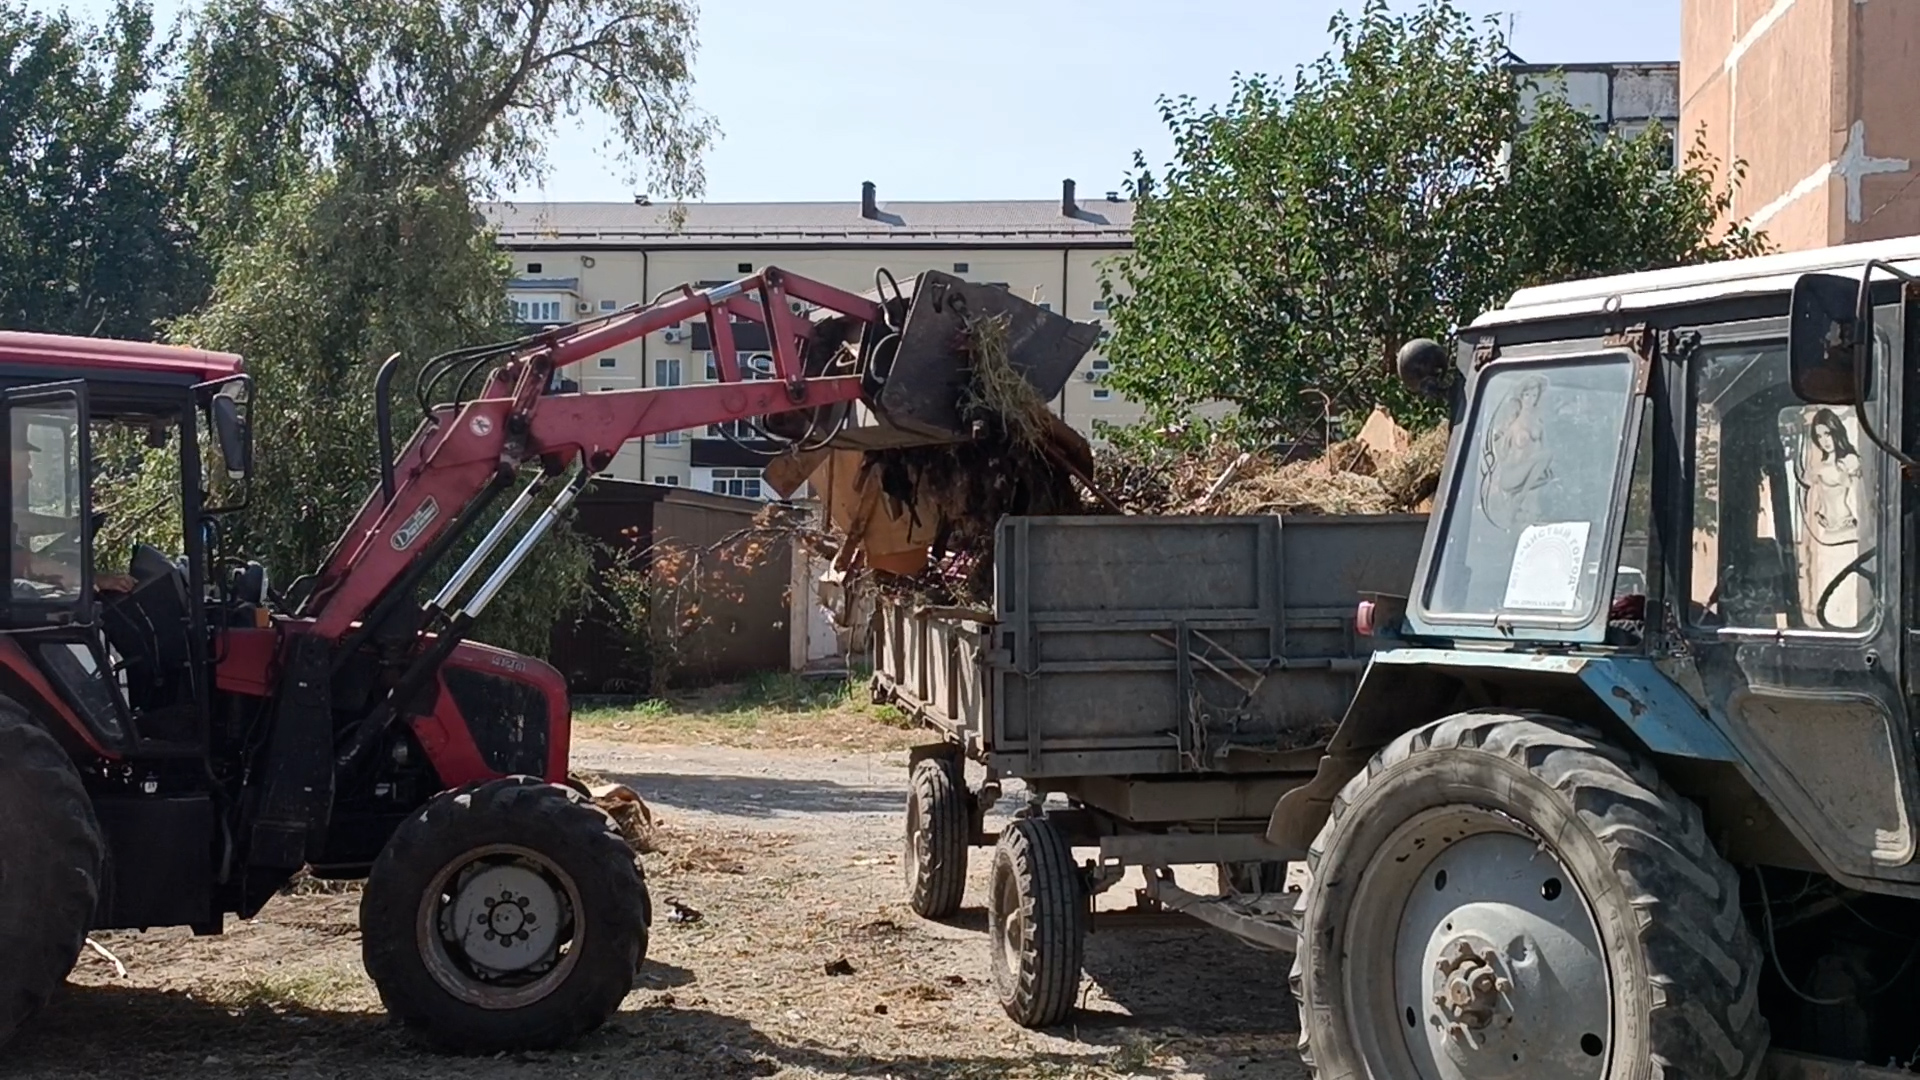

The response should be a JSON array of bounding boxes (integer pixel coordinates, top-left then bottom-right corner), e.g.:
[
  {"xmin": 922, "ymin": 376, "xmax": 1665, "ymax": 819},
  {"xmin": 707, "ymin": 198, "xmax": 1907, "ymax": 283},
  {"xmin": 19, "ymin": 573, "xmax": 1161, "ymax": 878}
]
[{"xmin": 11, "ymin": 425, "xmax": 134, "ymax": 597}]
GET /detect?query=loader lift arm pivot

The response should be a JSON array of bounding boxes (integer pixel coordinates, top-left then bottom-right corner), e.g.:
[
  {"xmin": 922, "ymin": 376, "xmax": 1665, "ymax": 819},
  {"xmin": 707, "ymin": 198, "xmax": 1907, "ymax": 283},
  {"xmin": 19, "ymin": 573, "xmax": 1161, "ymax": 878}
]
[{"xmin": 300, "ymin": 267, "xmax": 885, "ymax": 644}]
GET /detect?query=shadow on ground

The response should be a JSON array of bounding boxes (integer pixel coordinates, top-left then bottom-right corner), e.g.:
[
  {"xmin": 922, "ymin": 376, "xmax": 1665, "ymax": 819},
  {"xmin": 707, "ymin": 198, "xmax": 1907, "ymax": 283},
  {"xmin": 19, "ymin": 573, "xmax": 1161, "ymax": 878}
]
[
  {"xmin": 10, "ymin": 982, "xmax": 1179, "ymax": 1080},
  {"xmin": 602, "ymin": 769, "xmax": 902, "ymax": 819}
]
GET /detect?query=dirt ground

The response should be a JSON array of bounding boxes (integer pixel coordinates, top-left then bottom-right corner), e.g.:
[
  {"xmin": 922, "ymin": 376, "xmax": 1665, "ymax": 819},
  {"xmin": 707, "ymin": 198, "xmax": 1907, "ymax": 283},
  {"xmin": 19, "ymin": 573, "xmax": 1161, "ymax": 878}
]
[{"xmin": 11, "ymin": 728, "xmax": 1306, "ymax": 1080}]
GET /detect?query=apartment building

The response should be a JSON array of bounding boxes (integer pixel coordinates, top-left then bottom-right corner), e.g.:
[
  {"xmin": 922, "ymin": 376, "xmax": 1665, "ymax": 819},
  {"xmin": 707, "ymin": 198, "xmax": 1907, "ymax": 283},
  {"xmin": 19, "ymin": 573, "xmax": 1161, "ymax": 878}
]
[{"xmin": 486, "ymin": 181, "xmax": 1135, "ymax": 494}]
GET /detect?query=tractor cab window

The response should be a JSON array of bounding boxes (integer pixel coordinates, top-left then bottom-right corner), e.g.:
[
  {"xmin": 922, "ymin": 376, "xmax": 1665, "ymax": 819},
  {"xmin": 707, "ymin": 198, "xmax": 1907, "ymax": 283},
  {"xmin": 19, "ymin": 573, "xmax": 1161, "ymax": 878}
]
[
  {"xmin": 1689, "ymin": 339, "xmax": 1878, "ymax": 633},
  {"xmin": 1423, "ymin": 352, "xmax": 1639, "ymax": 625},
  {"xmin": 9, "ymin": 400, "xmax": 85, "ymax": 606}
]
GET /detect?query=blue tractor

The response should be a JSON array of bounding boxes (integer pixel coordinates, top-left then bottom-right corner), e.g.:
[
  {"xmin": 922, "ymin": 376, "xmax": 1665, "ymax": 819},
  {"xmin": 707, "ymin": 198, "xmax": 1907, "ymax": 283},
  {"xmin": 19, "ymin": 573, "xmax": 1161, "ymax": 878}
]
[{"xmin": 1275, "ymin": 236, "xmax": 1920, "ymax": 1077}]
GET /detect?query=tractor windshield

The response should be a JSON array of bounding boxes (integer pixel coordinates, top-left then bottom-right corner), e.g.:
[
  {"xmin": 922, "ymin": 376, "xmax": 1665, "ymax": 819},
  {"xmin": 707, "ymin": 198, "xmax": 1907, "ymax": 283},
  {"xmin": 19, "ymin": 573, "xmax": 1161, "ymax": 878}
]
[{"xmin": 1423, "ymin": 351, "xmax": 1639, "ymax": 626}]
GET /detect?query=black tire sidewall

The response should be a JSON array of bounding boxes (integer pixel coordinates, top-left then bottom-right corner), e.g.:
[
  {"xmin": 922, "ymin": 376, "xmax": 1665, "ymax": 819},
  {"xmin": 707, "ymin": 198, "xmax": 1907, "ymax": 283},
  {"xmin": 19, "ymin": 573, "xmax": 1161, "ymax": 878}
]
[
  {"xmin": 905, "ymin": 757, "xmax": 967, "ymax": 918},
  {"xmin": 361, "ymin": 778, "xmax": 646, "ymax": 1054},
  {"xmin": 1301, "ymin": 740, "xmax": 1655, "ymax": 1078},
  {"xmin": 0, "ymin": 703, "xmax": 103, "ymax": 1047}
]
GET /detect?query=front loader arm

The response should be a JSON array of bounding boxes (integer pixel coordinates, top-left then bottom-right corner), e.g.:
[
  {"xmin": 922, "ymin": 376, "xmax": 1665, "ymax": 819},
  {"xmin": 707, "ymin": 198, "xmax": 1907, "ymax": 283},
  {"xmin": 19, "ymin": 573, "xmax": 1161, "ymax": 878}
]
[{"xmin": 300, "ymin": 268, "xmax": 885, "ymax": 642}]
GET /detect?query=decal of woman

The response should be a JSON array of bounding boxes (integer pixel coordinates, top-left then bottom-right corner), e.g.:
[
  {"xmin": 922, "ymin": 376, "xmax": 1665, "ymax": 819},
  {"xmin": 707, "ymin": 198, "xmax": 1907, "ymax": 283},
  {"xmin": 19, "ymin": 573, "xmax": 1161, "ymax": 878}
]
[
  {"xmin": 1800, "ymin": 407, "xmax": 1861, "ymax": 546},
  {"xmin": 1478, "ymin": 374, "xmax": 1553, "ymax": 531}
]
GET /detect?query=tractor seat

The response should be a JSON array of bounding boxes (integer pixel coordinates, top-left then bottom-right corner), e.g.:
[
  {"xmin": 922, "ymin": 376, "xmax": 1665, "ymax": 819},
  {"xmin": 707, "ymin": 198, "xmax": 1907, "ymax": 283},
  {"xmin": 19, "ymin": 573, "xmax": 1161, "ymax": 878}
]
[{"xmin": 101, "ymin": 544, "xmax": 192, "ymax": 710}]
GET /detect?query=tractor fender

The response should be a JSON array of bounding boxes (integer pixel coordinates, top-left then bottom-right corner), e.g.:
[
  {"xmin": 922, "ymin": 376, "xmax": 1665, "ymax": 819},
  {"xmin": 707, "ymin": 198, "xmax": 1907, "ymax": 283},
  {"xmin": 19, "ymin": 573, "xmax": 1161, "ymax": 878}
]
[{"xmin": 1266, "ymin": 647, "xmax": 1740, "ymax": 851}]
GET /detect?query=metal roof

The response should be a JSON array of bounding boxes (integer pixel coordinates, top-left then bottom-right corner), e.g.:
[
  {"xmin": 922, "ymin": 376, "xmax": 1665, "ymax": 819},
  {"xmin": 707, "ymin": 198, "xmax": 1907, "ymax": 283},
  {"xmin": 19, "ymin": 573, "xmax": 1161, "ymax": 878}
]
[
  {"xmin": 482, "ymin": 197, "xmax": 1135, "ymax": 249},
  {"xmin": 1472, "ymin": 234, "xmax": 1920, "ymax": 328},
  {"xmin": 0, "ymin": 331, "xmax": 244, "ymax": 382}
]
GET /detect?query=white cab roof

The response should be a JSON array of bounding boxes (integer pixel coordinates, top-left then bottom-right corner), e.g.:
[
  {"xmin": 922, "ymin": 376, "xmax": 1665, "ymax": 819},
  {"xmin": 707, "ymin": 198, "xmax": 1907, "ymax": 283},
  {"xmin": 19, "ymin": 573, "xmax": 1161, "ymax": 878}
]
[{"xmin": 1471, "ymin": 234, "xmax": 1920, "ymax": 329}]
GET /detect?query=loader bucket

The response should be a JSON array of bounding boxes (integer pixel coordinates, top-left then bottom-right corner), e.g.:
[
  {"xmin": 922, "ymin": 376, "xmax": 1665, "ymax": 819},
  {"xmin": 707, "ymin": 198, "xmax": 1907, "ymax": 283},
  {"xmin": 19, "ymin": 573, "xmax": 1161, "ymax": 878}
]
[
  {"xmin": 770, "ymin": 270, "xmax": 1102, "ymax": 451},
  {"xmin": 876, "ymin": 270, "xmax": 1101, "ymax": 443}
]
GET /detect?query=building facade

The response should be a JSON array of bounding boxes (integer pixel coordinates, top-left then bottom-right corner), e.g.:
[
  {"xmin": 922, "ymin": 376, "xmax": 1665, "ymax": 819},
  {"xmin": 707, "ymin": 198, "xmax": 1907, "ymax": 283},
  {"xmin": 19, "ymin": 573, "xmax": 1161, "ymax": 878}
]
[
  {"xmin": 1513, "ymin": 61, "xmax": 1682, "ymax": 155},
  {"xmin": 487, "ymin": 182, "xmax": 1136, "ymax": 493},
  {"xmin": 1681, "ymin": 0, "xmax": 1919, "ymax": 253}
]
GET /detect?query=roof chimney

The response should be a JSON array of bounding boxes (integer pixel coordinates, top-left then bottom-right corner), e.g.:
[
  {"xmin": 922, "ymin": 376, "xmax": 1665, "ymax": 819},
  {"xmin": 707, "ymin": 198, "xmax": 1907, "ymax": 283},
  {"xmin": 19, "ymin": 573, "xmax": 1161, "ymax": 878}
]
[
  {"xmin": 1061, "ymin": 178, "xmax": 1077, "ymax": 217},
  {"xmin": 861, "ymin": 180, "xmax": 878, "ymax": 220}
]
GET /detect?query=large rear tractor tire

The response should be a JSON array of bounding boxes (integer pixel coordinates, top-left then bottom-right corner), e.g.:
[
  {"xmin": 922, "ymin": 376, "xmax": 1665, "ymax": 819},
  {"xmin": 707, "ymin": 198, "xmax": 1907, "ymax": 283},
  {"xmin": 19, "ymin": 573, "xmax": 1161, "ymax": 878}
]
[
  {"xmin": 987, "ymin": 816, "xmax": 1086, "ymax": 1028},
  {"xmin": 1291, "ymin": 711, "xmax": 1767, "ymax": 1079},
  {"xmin": 904, "ymin": 756, "xmax": 969, "ymax": 919},
  {"xmin": 361, "ymin": 777, "xmax": 649, "ymax": 1054},
  {"xmin": 0, "ymin": 704, "xmax": 105, "ymax": 1048}
]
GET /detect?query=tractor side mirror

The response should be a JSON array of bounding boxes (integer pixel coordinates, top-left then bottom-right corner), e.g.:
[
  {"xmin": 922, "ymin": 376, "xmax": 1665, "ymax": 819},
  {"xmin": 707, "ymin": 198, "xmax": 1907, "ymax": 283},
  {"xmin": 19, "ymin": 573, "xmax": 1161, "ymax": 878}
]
[
  {"xmin": 1788, "ymin": 272, "xmax": 1863, "ymax": 405},
  {"xmin": 211, "ymin": 391, "xmax": 251, "ymax": 481}
]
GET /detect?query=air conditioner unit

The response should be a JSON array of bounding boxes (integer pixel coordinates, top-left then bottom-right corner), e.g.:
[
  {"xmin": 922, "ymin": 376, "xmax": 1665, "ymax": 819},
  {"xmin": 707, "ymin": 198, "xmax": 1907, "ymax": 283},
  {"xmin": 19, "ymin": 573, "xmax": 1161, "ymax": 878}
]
[
  {"xmin": 662, "ymin": 328, "xmax": 684, "ymax": 344},
  {"xmin": 1082, "ymin": 371, "xmax": 1101, "ymax": 383},
  {"xmin": 576, "ymin": 301, "xmax": 593, "ymax": 314}
]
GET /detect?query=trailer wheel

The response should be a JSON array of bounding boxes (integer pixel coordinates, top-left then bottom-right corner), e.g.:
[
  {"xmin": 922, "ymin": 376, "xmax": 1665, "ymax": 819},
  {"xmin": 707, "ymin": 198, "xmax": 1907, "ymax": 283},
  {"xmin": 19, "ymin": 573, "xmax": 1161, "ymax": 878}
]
[
  {"xmin": 362, "ymin": 777, "xmax": 648, "ymax": 1054},
  {"xmin": 904, "ymin": 757, "xmax": 969, "ymax": 919},
  {"xmin": 987, "ymin": 816, "xmax": 1085, "ymax": 1028},
  {"xmin": 1290, "ymin": 711, "xmax": 1766, "ymax": 1079},
  {"xmin": 0, "ymin": 703, "xmax": 104, "ymax": 1049}
]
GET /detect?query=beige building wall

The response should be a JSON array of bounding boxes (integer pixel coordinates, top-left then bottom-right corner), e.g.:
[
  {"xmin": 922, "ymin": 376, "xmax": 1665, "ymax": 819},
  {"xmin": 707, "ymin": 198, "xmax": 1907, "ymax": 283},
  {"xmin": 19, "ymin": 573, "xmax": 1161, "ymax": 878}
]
[
  {"xmin": 501, "ymin": 241, "xmax": 1138, "ymax": 487},
  {"xmin": 1683, "ymin": 0, "xmax": 1920, "ymax": 251}
]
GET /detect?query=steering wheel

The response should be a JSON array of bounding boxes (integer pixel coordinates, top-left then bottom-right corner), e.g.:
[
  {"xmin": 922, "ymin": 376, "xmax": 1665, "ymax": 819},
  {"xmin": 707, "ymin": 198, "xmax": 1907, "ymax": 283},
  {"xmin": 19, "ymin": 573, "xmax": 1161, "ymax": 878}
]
[{"xmin": 1817, "ymin": 549, "xmax": 1879, "ymax": 631}]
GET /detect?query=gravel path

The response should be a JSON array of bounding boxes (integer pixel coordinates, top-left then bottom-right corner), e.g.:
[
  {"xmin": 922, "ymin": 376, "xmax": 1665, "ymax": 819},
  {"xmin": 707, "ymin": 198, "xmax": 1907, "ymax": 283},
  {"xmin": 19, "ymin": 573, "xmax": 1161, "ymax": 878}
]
[{"xmin": 11, "ymin": 738, "xmax": 1307, "ymax": 1079}]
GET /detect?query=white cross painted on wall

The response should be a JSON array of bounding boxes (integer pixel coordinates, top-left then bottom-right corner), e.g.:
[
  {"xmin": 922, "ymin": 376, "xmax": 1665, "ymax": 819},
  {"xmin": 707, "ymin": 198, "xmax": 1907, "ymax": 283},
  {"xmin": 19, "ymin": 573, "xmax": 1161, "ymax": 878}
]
[{"xmin": 1839, "ymin": 119, "xmax": 1910, "ymax": 223}]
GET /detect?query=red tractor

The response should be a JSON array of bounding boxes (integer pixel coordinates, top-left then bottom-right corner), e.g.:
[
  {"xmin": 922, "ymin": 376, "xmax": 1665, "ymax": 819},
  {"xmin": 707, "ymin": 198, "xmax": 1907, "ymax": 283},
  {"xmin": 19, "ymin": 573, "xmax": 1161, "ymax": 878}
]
[{"xmin": 0, "ymin": 267, "xmax": 1095, "ymax": 1052}]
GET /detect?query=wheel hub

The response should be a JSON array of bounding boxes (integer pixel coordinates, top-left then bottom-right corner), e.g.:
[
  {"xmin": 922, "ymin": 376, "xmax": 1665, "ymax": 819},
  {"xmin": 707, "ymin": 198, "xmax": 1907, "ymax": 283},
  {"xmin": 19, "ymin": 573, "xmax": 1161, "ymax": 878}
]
[
  {"xmin": 1432, "ymin": 939, "xmax": 1509, "ymax": 1037},
  {"xmin": 1348, "ymin": 810, "xmax": 1614, "ymax": 1080},
  {"xmin": 446, "ymin": 864, "xmax": 564, "ymax": 976}
]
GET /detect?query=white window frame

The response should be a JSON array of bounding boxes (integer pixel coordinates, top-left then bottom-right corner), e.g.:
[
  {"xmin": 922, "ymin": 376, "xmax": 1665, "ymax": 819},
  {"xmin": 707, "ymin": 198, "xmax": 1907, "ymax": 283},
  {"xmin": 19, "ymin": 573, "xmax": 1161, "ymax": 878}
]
[{"xmin": 654, "ymin": 357, "xmax": 683, "ymax": 387}]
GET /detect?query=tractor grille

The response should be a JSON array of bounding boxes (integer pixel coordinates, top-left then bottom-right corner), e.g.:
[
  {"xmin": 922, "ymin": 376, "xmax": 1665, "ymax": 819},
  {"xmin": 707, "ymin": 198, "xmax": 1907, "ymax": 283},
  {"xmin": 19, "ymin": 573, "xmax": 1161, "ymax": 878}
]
[{"xmin": 442, "ymin": 666, "xmax": 551, "ymax": 777}]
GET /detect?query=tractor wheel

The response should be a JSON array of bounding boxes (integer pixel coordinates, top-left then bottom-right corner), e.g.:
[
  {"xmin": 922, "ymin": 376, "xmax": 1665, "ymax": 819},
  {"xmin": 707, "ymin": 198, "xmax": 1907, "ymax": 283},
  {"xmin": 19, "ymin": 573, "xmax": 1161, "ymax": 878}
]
[
  {"xmin": 1291, "ymin": 711, "xmax": 1767, "ymax": 1079},
  {"xmin": 987, "ymin": 816, "xmax": 1085, "ymax": 1028},
  {"xmin": 0, "ymin": 703, "xmax": 105, "ymax": 1048},
  {"xmin": 904, "ymin": 756, "xmax": 969, "ymax": 919},
  {"xmin": 361, "ymin": 777, "xmax": 649, "ymax": 1054}
]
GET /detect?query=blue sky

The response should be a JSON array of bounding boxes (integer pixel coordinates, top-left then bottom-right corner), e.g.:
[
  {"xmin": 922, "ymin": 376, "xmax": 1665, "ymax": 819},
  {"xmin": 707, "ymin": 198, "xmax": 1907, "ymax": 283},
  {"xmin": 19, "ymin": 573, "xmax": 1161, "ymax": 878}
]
[{"xmin": 30, "ymin": 0, "xmax": 1680, "ymax": 202}]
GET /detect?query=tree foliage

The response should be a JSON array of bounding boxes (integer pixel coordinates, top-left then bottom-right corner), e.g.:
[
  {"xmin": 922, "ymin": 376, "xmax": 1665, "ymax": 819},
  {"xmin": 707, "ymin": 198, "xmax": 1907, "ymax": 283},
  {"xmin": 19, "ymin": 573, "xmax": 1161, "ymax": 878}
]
[
  {"xmin": 0, "ymin": 1, "xmax": 205, "ymax": 339},
  {"xmin": 89, "ymin": 0, "xmax": 712, "ymax": 656},
  {"xmin": 1098, "ymin": 0, "xmax": 1769, "ymax": 448}
]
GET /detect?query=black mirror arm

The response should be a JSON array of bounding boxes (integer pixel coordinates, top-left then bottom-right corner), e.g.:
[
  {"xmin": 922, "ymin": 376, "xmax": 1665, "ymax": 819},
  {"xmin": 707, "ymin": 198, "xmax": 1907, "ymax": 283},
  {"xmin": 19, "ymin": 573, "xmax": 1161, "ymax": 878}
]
[{"xmin": 1852, "ymin": 260, "xmax": 1920, "ymax": 469}]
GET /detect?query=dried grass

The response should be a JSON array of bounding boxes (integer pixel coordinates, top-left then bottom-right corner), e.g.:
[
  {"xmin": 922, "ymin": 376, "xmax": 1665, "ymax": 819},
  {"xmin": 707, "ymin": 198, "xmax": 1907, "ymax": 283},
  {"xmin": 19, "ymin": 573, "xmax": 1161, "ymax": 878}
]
[{"xmin": 962, "ymin": 312, "xmax": 1050, "ymax": 452}]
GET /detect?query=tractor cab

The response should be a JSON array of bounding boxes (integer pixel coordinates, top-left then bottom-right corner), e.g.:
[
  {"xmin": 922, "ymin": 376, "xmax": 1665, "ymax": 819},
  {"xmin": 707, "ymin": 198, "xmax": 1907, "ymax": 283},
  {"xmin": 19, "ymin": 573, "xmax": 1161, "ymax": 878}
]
[{"xmin": 0, "ymin": 332, "xmax": 253, "ymax": 759}]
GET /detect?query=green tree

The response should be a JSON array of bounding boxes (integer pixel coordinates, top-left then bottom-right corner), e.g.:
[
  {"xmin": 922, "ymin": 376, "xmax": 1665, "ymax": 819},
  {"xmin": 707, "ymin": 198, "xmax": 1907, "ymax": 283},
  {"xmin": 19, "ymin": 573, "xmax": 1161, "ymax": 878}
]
[
  {"xmin": 0, "ymin": 0, "xmax": 206, "ymax": 339},
  {"xmin": 1098, "ymin": 0, "xmax": 1768, "ymax": 448},
  {"xmin": 147, "ymin": 0, "xmax": 713, "ymax": 655}
]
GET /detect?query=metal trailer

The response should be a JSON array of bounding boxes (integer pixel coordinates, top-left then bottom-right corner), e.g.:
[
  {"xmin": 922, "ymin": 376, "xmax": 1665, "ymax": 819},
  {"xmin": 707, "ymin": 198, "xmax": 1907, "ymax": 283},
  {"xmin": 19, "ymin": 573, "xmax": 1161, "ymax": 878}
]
[{"xmin": 872, "ymin": 511, "xmax": 1427, "ymax": 1027}]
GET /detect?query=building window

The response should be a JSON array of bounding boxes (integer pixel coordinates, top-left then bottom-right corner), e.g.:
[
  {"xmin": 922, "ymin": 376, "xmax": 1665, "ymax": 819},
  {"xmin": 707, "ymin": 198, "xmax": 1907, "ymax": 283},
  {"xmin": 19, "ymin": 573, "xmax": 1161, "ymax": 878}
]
[
  {"xmin": 1099, "ymin": 329, "xmax": 1112, "ymax": 343},
  {"xmin": 1090, "ymin": 358, "xmax": 1111, "ymax": 373},
  {"xmin": 1039, "ymin": 302, "xmax": 1052, "ymax": 312},
  {"xmin": 707, "ymin": 418, "xmax": 759, "ymax": 440},
  {"xmin": 953, "ymin": 262, "xmax": 969, "ymax": 273},
  {"xmin": 1092, "ymin": 388, "xmax": 1113, "ymax": 401},
  {"xmin": 509, "ymin": 299, "xmax": 564, "ymax": 324},
  {"xmin": 708, "ymin": 467, "xmax": 763, "ymax": 499},
  {"xmin": 1092, "ymin": 299, "xmax": 1109, "ymax": 312},
  {"xmin": 653, "ymin": 474, "xmax": 681, "ymax": 486},
  {"xmin": 597, "ymin": 356, "xmax": 617, "ymax": 369},
  {"xmin": 737, "ymin": 262, "xmax": 753, "ymax": 274},
  {"xmin": 653, "ymin": 430, "xmax": 681, "ymax": 446},
  {"xmin": 527, "ymin": 262, "xmax": 542, "ymax": 274},
  {"xmin": 600, "ymin": 299, "xmax": 617, "ymax": 311},
  {"xmin": 654, "ymin": 357, "xmax": 682, "ymax": 387}
]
